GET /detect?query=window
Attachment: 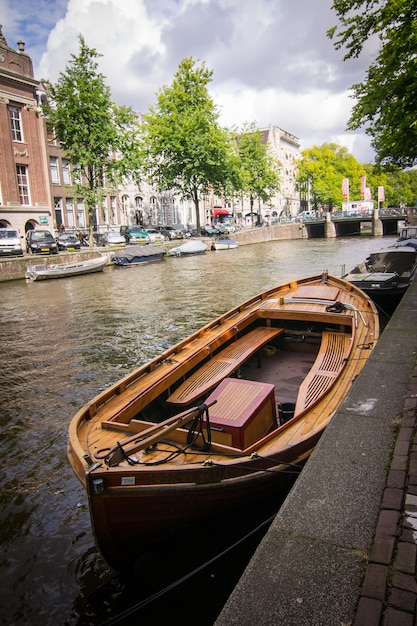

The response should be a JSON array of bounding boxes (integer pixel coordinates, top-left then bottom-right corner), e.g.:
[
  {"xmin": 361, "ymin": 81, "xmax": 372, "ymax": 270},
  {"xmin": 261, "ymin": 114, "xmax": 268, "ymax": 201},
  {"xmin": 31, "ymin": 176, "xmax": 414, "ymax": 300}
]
[
  {"xmin": 62, "ymin": 159, "xmax": 71, "ymax": 184},
  {"xmin": 121, "ymin": 195, "xmax": 129, "ymax": 212},
  {"xmin": 66, "ymin": 198, "xmax": 75, "ymax": 228},
  {"xmin": 46, "ymin": 123, "xmax": 56, "ymax": 144},
  {"xmin": 9, "ymin": 106, "xmax": 23, "ymax": 142},
  {"xmin": 135, "ymin": 196, "xmax": 143, "ymax": 209},
  {"xmin": 16, "ymin": 165, "xmax": 29, "ymax": 205},
  {"xmin": 50, "ymin": 157, "xmax": 59, "ymax": 184},
  {"xmin": 54, "ymin": 197, "xmax": 63, "ymax": 229},
  {"xmin": 77, "ymin": 199, "xmax": 86, "ymax": 228},
  {"xmin": 110, "ymin": 196, "xmax": 116, "ymax": 222}
]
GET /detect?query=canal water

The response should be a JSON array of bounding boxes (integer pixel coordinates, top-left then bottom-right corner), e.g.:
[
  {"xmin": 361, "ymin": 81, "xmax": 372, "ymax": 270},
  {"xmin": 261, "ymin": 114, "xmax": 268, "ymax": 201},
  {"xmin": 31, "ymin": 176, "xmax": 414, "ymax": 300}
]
[{"xmin": 0, "ymin": 235, "xmax": 397, "ymax": 625}]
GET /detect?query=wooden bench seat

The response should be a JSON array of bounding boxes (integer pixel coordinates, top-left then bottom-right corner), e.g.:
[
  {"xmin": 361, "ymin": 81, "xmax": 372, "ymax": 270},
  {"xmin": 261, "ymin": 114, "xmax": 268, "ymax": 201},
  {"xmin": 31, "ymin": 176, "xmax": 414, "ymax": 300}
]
[
  {"xmin": 167, "ymin": 326, "xmax": 284, "ymax": 407},
  {"xmin": 294, "ymin": 331, "xmax": 352, "ymax": 415}
]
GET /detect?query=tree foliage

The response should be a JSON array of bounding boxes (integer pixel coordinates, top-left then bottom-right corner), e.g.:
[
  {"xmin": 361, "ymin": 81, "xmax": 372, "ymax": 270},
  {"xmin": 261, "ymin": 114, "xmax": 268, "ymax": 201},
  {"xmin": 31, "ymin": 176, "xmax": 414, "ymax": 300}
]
[
  {"xmin": 328, "ymin": 0, "xmax": 417, "ymax": 167},
  {"xmin": 296, "ymin": 143, "xmax": 366, "ymax": 210},
  {"xmin": 365, "ymin": 164, "xmax": 417, "ymax": 207},
  {"xmin": 43, "ymin": 35, "xmax": 142, "ymax": 240},
  {"xmin": 142, "ymin": 57, "xmax": 236, "ymax": 234},
  {"xmin": 234, "ymin": 123, "xmax": 280, "ymax": 222}
]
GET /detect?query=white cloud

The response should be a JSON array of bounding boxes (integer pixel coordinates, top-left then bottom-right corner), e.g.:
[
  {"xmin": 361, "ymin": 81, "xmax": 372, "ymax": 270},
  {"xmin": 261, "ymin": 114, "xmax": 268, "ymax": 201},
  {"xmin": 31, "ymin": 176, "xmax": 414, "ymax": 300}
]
[{"xmin": 3, "ymin": 0, "xmax": 376, "ymax": 163}]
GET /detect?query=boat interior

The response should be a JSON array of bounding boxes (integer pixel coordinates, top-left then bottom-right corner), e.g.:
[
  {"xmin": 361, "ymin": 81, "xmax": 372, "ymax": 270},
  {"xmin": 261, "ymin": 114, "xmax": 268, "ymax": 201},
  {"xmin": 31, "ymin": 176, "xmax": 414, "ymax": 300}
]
[{"xmin": 96, "ymin": 310, "xmax": 353, "ymax": 464}]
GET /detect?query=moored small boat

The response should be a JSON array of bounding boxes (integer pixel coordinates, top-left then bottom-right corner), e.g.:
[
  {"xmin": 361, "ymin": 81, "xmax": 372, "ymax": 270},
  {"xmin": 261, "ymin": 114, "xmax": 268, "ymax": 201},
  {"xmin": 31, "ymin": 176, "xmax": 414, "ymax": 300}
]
[
  {"xmin": 25, "ymin": 254, "xmax": 108, "ymax": 281},
  {"xmin": 212, "ymin": 238, "xmax": 240, "ymax": 250},
  {"xmin": 343, "ymin": 242, "xmax": 417, "ymax": 312},
  {"xmin": 112, "ymin": 245, "xmax": 165, "ymax": 266},
  {"xmin": 67, "ymin": 272, "xmax": 379, "ymax": 570},
  {"xmin": 168, "ymin": 240, "xmax": 208, "ymax": 256}
]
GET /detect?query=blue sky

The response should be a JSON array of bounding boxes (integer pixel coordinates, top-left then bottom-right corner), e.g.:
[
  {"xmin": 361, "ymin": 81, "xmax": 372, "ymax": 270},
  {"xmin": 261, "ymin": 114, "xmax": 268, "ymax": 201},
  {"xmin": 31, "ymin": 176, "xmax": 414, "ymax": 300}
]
[{"xmin": 0, "ymin": 0, "xmax": 377, "ymax": 162}]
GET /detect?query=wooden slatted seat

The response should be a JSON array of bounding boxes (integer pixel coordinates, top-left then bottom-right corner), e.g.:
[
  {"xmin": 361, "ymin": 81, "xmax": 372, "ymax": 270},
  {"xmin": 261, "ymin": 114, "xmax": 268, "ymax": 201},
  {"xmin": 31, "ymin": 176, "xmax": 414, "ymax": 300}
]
[
  {"xmin": 167, "ymin": 326, "xmax": 284, "ymax": 407},
  {"xmin": 294, "ymin": 331, "xmax": 351, "ymax": 415}
]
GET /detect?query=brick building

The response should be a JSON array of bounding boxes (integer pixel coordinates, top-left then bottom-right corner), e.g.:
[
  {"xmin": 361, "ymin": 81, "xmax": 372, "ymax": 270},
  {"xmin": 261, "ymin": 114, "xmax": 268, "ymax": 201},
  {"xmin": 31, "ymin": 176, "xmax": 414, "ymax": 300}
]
[{"xmin": 0, "ymin": 26, "xmax": 53, "ymax": 236}]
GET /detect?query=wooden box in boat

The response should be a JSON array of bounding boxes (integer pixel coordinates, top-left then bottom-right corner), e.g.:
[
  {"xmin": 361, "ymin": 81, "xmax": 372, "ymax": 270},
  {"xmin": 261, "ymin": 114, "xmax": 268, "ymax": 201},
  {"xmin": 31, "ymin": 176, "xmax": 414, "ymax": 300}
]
[{"xmin": 204, "ymin": 378, "xmax": 277, "ymax": 449}]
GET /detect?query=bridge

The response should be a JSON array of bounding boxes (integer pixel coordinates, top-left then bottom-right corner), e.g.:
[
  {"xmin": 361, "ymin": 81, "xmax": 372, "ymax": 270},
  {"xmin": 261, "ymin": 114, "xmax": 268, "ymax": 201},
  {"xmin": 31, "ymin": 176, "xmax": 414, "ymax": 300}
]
[{"xmin": 296, "ymin": 209, "xmax": 408, "ymax": 238}]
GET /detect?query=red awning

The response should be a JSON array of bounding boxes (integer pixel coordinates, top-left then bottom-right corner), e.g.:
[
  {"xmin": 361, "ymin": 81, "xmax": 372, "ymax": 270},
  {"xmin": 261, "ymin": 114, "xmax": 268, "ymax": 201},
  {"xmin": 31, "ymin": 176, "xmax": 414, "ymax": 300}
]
[{"xmin": 213, "ymin": 209, "xmax": 229, "ymax": 217}]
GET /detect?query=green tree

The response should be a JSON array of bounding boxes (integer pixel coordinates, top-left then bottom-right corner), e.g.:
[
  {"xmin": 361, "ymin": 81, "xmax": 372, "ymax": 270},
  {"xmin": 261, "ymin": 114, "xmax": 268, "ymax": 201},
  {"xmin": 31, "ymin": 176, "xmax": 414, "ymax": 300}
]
[
  {"xmin": 142, "ymin": 57, "xmax": 236, "ymax": 235},
  {"xmin": 382, "ymin": 167, "xmax": 417, "ymax": 207},
  {"xmin": 43, "ymin": 35, "xmax": 143, "ymax": 243},
  {"xmin": 234, "ymin": 123, "xmax": 280, "ymax": 225},
  {"xmin": 328, "ymin": 1, "xmax": 417, "ymax": 167},
  {"xmin": 296, "ymin": 143, "xmax": 366, "ymax": 210}
]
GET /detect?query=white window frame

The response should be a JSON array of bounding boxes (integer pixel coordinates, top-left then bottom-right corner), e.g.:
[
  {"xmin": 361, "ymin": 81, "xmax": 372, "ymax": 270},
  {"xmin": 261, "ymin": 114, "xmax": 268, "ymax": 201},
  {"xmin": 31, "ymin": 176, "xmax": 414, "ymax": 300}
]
[
  {"xmin": 16, "ymin": 165, "xmax": 30, "ymax": 205},
  {"xmin": 9, "ymin": 106, "xmax": 23, "ymax": 142},
  {"xmin": 62, "ymin": 159, "xmax": 71, "ymax": 184},
  {"xmin": 50, "ymin": 157, "xmax": 59, "ymax": 184}
]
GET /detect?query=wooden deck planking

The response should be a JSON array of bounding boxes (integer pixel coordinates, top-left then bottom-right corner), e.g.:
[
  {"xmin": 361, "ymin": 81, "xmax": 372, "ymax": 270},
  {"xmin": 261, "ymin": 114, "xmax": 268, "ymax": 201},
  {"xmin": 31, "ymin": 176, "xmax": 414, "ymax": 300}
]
[
  {"xmin": 167, "ymin": 326, "xmax": 283, "ymax": 406},
  {"xmin": 294, "ymin": 331, "xmax": 352, "ymax": 415}
]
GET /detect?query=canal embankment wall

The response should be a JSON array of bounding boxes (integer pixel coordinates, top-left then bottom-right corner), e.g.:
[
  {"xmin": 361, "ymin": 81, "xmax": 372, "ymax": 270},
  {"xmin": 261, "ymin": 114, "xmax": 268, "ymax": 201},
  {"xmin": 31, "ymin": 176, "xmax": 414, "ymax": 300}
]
[
  {"xmin": 215, "ymin": 257, "xmax": 417, "ymax": 624},
  {"xmin": 0, "ymin": 223, "xmax": 304, "ymax": 283}
]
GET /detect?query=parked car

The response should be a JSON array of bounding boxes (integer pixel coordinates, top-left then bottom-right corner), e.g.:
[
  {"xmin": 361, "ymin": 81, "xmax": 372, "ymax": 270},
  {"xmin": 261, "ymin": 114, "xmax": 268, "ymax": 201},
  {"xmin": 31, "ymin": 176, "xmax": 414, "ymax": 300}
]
[
  {"xmin": 100, "ymin": 231, "xmax": 126, "ymax": 247},
  {"xmin": 215, "ymin": 223, "xmax": 236, "ymax": 234},
  {"xmin": 120, "ymin": 225, "xmax": 150, "ymax": 244},
  {"xmin": 57, "ymin": 233, "xmax": 81, "ymax": 251},
  {"xmin": 146, "ymin": 229, "xmax": 166, "ymax": 243},
  {"xmin": 200, "ymin": 225, "xmax": 218, "ymax": 237},
  {"xmin": 26, "ymin": 230, "xmax": 58, "ymax": 255},
  {"xmin": 0, "ymin": 228, "xmax": 24, "ymax": 256},
  {"xmin": 155, "ymin": 225, "xmax": 183, "ymax": 240}
]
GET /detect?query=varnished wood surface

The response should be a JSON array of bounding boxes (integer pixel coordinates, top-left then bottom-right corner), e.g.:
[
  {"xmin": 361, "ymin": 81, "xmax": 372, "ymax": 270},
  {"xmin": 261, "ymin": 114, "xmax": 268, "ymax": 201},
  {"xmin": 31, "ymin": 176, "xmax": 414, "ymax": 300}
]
[{"xmin": 167, "ymin": 326, "xmax": 284, "ymax": 405}]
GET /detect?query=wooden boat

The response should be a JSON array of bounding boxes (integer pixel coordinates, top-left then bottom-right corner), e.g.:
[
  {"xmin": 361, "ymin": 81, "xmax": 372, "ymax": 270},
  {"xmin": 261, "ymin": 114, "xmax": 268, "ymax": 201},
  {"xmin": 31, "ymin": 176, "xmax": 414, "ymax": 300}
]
[
  {"xmin": 168, "ymin": 240, "xmax": 208, "ymax": 256},
  {"xmin": 212, "ymin": 238, "xmax": 240, "ymax": 250},
  {"xmin": 25, "ymin": 254, "xmax": 108, "ymax": 281},
  {"xmin": 67, "ymin": 273, "xmax": 379, "ymax": 570},
  {"xmin": 112, "ymin": 245, "xmax": 165, "ymax": 266},
  {"xmin": 343, "ymin": 242, "xmax": 417, "ymax": 311}
]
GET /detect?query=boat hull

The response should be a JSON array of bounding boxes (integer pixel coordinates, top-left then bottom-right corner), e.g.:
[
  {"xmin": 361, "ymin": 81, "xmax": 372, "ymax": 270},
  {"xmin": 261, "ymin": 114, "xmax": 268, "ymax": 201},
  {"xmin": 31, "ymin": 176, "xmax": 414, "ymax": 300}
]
[
  {"xmin": 86, "ymin": 453, "xmax": 306, "ymax": 570},
  {"xmin": 168, "ymin": 241, "xmax": 208, "ymax": 256},
  {"xmin": 25, "ymin": 255, "xmax": 108, "ymax": 280},
  {"xmin": 212, "ymin": 239, "xmax": 240, "ymax": 250},
  {"xmin": 113, "ymin": 254, "xmax": 164, "ymax": 266},
  {"xmin": 112, "ymin": 245, "xmax": 165, "ymax": 266},
  {"xmin": 344, "ymin": 244, "xmax": 417, "ymax": 313}
]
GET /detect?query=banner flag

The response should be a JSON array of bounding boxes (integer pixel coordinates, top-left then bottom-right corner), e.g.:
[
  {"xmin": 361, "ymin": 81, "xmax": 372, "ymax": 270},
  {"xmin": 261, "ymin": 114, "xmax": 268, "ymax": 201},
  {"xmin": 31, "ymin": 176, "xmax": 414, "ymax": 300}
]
[{"xmin": 342, "ymin": 178, "xmax": 349, "ymax": 199}]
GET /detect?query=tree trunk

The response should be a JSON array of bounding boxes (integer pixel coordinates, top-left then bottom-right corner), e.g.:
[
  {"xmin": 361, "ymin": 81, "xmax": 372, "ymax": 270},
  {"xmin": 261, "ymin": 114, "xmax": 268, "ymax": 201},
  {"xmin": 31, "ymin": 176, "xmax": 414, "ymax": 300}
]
[{"xmin": 193, "ymin": 188, "xmax": 201, "ymax": 235}]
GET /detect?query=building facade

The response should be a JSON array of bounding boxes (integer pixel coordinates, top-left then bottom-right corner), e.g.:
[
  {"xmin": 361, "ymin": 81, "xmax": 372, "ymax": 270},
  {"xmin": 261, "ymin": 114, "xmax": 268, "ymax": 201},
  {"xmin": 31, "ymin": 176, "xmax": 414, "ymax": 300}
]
[
  {"xmin": 0, "ymin": 26, "xmax": 301, "ymax": 236},
  {"xmin": 0, "ymin": 27, "xmax": 52, "ymax": 236},
  {"xmin": 0, "ymin": 27, "xmax": 124, "ymax": 237}
]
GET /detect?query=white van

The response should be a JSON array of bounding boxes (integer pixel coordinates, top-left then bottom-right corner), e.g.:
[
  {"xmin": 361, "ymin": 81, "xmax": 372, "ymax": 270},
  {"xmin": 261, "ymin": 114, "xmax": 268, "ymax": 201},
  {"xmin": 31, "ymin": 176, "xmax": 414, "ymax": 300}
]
[
  {"xmin": 0, "ymin": 228, "xmax": 24, "ymax": 257},
  {"xmin": 297, "ymin": 210, "xmax": 317, "ymax": 221}
]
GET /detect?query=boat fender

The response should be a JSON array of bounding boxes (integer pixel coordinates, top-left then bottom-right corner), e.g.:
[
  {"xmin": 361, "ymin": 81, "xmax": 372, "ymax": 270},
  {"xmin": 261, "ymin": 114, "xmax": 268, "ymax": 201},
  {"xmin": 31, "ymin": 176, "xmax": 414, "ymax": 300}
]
[{"xmin": 325, "ymin": 301, "xmax": 346, "ymax": 313}]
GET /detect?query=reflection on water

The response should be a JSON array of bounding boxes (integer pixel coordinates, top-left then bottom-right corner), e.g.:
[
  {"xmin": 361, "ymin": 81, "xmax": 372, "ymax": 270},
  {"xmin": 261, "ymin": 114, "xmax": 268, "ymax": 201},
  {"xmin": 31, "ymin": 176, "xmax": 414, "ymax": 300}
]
[{"xmin": 0, "ymin": 236, "xmax": 396, "ymax": 624}]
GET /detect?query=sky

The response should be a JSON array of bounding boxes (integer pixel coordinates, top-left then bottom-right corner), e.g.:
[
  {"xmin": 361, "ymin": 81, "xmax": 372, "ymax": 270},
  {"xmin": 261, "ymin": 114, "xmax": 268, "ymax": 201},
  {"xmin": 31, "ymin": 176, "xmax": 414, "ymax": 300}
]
[{"xmin": 1, "ymin": 0, "xmax": 378, "ymax": 163}]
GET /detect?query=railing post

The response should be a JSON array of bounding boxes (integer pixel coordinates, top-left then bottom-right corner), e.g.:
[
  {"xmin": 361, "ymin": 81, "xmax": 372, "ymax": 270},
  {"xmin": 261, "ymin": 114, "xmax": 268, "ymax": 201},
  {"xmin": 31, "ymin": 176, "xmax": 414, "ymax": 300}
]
[
  {"xmin": 372, "ymin": 208, "xmax": 383, "ymax": 236},
  {"xmin": 325, "ymin": 212, "xmax": 336, "ymax": 238}
]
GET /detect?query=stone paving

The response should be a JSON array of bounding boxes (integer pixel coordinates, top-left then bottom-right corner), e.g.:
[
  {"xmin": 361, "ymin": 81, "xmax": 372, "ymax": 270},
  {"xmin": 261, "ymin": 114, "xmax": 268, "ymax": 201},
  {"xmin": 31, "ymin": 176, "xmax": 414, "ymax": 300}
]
[{"xmin": 354, "ymin": 367, "xmax": 417, "ymax": 626}]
